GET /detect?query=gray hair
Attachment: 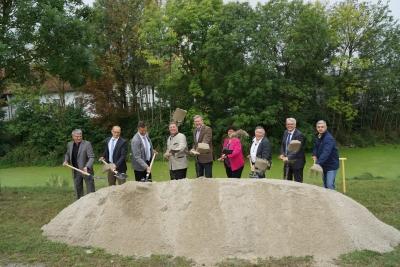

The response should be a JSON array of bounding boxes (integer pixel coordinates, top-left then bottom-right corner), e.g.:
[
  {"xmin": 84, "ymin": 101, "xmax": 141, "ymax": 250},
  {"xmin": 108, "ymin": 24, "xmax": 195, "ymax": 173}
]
[
  {"xmin": 286, "ymin": 118, "xmax": 297, "ymax": 125},
  {"xmin": 71, "ymin": 129, "xmax": 82, "ymax": 136},
  {"xmin": 169, "ymin": 121, "xmax": 178, "ymax": 128},
  {"xmin": 193, "ymin": 115, "xmax": 203, "ymax": 121},
  {"xmin": 255, "ymin": 126, "xmax": 265, "ymax": 135},
  {"xmin": 316, "ymin": 120, "xmax": 327, "ymax": 127}
]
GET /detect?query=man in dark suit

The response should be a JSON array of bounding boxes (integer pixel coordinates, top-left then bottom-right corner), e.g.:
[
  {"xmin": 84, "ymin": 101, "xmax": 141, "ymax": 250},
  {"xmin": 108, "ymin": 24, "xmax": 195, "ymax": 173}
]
[
  {"xmin": 279, "ymin": 118, "xmax": 306, "ymax": 182},
  {"xmin": 191, "ymin": 115, "xmax": 213, "ymax": 178},
  {"xmin": 64, "ymin": 129, "xmax": 95, "ymax": 199},
  {"xmin": 100, "ymin": 125, "xmax": 128, "ymax": 186},
  {"xmin": 249, "ymin": 126, "xmax": 272, "ymax": 178},
  {"xmin": 131, "ymin": 121, "xmax": 154, "ymax": 182}
]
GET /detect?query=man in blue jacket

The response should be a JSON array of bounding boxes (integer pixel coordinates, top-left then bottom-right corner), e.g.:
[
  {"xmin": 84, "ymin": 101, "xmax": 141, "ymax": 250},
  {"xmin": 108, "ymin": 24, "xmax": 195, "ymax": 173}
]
[{"xmin": 312, "ymin": 120, "xmax": 339, "ymax": 189}]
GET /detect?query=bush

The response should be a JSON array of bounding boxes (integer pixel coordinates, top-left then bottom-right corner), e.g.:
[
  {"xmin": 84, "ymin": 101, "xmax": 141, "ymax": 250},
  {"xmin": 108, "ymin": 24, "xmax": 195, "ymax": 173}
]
[{"xmin": 0, "ymin": 88, "xmax": 104, "ymax": 166}]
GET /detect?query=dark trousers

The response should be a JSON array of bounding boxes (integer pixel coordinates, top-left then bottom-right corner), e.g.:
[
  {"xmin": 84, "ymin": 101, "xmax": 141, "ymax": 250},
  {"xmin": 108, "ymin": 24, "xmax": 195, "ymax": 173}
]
[
  {"xmin": 134, "ymin": 161, "xmax": 152, "ymax": 182},
  {"xmin": 225, "ymin": 164, "xmax": 244, "ymax": 178},
  {"xmin": 195, "ymin": 161, "xmax": 213, "ymax": 178},
  {"xmin": 73, "ymin": 171, "xmax": 95, "ymax": 199},
  {"xmin": 283, "ymin": 164, "xmax": 304, "ymax": 183},
  {"xmin": 134, "ymin": 170, "xmax": 152, "ymax": 182},
  {"xmin": 170, "ymin": 168, "xmax": 187, "ymax": 180},
  {"xmin": 108, "ymin": 170, "xmax": 126, "ymax": 186}
]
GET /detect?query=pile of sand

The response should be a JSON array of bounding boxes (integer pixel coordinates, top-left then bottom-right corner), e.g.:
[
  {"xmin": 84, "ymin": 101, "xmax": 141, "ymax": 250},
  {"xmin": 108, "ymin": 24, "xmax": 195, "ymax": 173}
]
[{"xmin": 42, "ymin": 179, "xmax": 400, "ymax": 265}]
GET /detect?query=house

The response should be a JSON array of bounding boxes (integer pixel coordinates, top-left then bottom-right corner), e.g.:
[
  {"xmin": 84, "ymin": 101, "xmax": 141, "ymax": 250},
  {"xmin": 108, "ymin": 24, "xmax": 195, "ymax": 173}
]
[{"xmin": 0, "ymin": 76, "xmax": 95, "ymax": 121}]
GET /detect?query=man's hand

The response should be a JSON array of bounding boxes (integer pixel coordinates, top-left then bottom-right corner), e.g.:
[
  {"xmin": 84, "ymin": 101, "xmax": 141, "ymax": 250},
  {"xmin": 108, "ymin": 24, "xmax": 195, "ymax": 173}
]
[
  {"xmin": 279, "ymin": 154, "xmax": 285, "ymax": 160},
  {"xmin": 312, "ymin": 156, "xmax": 317, "ymax": 162},
  {"xmin": 190, "ymin": 149, "xmax": 200, "ymax": 156},
  {"xmin": 83, "ymin": 167, "xmax": 88, "ymax": 173},
  {"xmin": 282, "ymin": 156, "xmax": 288, "ymax": 162},
  {"xmin": 63, "ymin": 161, "xmax": 68, "ymax": 166},
  {"xmin": 164, "ymin": 152, "xmax": 171, "ymax": 159},
  {"xmin": 99, "ymin": 156, "xmax": 105, "ymax": 162},
  {"xmin": 146, "ymin": 166, "xmax": 151, "ymax": 173}
]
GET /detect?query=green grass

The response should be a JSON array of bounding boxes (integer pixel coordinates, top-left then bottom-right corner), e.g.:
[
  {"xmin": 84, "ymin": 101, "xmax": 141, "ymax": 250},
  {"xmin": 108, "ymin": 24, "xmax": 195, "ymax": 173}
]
[
  {"xmin": 0, "ymin": 145, "xmax": 399, "ymax": 266},
  {"xmin": 1, "ymin": 144, "xmax": 399, "ymax": 193}
]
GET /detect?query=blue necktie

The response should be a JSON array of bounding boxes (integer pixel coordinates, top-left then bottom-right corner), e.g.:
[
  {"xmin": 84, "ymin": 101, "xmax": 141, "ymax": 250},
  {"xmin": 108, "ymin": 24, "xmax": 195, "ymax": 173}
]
[
  {"xmin": 109, "ymin": 138, "xmax": 116, "ymax": 163},
  {"xmin": 285, "ymin": 133, "xmax": 292, "ymax": 155}
]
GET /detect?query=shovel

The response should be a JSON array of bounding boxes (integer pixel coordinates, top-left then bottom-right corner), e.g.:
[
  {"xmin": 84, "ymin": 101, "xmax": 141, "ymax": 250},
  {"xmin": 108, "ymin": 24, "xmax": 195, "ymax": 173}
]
[
  {"xmin": 63, "ymin": 163, "xmax": 104, "ymax": 180},
  {"xmin": 98, "ymin": 158, "xmax": 128, "ymax": 181},
  {"xmin": 145, "ymin": 151, "xmax": 158, "ymax": 182}
]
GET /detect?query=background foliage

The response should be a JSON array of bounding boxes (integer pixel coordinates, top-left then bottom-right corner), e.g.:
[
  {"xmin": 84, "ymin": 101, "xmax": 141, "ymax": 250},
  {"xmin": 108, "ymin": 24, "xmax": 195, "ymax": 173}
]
[{"xmin": 1, "ymin": 0, "xmax": 399, "ymax": 166}]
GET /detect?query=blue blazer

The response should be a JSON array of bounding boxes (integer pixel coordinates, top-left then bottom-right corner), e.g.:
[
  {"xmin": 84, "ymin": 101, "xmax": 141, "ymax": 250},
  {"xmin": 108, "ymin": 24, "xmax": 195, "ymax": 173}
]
[{"xmin": 312, "ymin": 131, "xmax": 339, "ymax": 171}]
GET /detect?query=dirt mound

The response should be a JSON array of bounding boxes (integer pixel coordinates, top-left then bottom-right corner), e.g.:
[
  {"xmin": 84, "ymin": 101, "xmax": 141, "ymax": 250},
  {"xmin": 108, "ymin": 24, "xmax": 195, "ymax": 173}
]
[{"xmin": 42, "ymin": 179, "xmax": 400, "ymax": 265}]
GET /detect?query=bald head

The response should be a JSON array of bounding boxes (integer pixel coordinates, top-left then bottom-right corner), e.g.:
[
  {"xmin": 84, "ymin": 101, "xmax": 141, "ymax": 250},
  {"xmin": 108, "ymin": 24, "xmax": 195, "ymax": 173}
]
[{"xmin": 111, "ymin": 126, "xmax": 121, "ymax": 138}]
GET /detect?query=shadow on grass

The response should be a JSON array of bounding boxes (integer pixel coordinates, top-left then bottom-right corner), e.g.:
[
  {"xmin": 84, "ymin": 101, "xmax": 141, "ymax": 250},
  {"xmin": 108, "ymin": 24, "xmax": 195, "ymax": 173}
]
[{"xmin": 351, "ymin": 172, "xmax": 385, "ymax": 180}]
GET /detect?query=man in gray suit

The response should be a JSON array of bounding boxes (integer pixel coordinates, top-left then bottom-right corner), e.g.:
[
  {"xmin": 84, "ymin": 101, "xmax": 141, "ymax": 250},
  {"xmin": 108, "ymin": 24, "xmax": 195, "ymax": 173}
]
[
  {"xmin": 131, "ymin": 121, "xmax": 154, "ymax": 182},
  {"xmin": 164, "ymin": 121, "xmax": 188, "ymax": 180},
  {"xmin": 63, "ymin": 129, "xmax": 95, "ymax": 199}
]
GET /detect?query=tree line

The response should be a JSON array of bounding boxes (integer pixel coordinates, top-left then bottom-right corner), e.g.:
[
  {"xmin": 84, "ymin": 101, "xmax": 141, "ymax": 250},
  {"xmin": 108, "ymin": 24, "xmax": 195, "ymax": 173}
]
[{"xmin": 0, "ymin": 0, "xmax": 399, "ymax": 166}]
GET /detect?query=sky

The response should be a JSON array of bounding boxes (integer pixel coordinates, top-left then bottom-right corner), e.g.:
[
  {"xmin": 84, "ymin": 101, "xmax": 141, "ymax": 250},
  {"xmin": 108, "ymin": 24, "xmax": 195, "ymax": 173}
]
[{"xmin": 82, "ymin": 0, "xmax": 400, "ymax": 20}]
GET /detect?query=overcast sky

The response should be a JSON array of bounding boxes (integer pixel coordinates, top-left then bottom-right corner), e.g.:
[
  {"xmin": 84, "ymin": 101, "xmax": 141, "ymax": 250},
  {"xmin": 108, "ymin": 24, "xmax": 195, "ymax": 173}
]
[{"xmin": 82, "ymin": 0, "xmax": 400, "ymax": 19}]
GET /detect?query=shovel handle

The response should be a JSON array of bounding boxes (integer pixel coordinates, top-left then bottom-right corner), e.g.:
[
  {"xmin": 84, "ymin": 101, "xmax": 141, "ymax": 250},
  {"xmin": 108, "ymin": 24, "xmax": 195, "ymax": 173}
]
[
  {"xmin": 145, "ymin": 152, "xmax": 158, "ymax": 181},
  {"xmin": 99, "ymin": 158, "xmax": 107, "ymax": 165},
  {"xmin": 248, "ymin": 156, "xmax": 255, "ymax": 172},
  {"xmin": 99, "ymin": 158, "xmax": 119, "ymax": 174},
  {"xmin": 63, "ymin": 163, "xmax": 91, "ymax": 176}
]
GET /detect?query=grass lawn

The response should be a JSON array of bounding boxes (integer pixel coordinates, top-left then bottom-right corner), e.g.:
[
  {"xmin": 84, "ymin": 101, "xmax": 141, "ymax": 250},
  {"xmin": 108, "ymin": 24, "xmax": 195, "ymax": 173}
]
[{"xmin": 0, "ymin": 144, "xmax": 399, "ymax": 266}]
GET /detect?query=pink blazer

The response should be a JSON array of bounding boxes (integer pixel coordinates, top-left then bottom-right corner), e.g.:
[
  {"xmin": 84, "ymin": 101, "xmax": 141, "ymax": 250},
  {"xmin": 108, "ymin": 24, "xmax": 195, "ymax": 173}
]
[{"xmin": 222, "ymin": 137, "xmax": 245, "ymax": 171}]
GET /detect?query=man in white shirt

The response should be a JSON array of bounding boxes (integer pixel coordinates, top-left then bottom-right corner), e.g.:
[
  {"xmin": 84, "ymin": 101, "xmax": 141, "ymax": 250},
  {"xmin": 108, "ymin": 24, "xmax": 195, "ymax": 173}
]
[
  {"xmin": 249, "ymin": 126, "xmax": 272, "ymax": 178},
  {"xmin": 100, "ymin": 125, "xmax": 128, "ymax": 185},
  {"xmin": 131, "ymin": 121, "xmax": 154, "ymax": 182}
]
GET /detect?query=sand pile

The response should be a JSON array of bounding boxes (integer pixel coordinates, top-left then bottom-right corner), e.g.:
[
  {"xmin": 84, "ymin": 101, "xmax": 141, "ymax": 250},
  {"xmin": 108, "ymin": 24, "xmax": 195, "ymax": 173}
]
[{"xmin": 42, "ymin": 179, "xmax": 400, "ymax": 265}]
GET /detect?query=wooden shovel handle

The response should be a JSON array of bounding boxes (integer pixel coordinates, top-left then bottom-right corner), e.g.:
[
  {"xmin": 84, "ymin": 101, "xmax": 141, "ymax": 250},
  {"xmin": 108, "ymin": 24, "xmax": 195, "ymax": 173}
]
[{"xmin": 63, "ymin": 163, "xmax": 90, "ymax": 176}]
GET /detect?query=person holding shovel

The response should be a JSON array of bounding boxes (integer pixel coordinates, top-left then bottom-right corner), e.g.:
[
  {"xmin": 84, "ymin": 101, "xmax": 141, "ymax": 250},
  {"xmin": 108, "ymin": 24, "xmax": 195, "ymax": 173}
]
[
  {"xmin": 63, "ymin": 129, "xmax": 95, "ymax": 199},
  {"xmin": 279, "ymin": 118, "xmax": 306, "ymax": 182},
  {"xmin": 249, "ymin": 126, "xmax": 272, "ymax": 178},
  {"xmin": 131, "ymin": 121, "xmax": 155, "ymax": 182},
  {"xmin": 190, "ymin": 115, "xmax": 213, "ymax": 178},
  {"xmin": 312, "ymin": 120, "xmax": 339, "ymax": 190},
  {"xmin": 164, "ymin": 121, "xmax": 188, "ymax": 180},
  {"xmin": 218, "ymin": 126, "xmax": 245, "ymax": 178},
  {"xmin": 99, "ymin": 125, "xmax": 128, "ymax": 186}
]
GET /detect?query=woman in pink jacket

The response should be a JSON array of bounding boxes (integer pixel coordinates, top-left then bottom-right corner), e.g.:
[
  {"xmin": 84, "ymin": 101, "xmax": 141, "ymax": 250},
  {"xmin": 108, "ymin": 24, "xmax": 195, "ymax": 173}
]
[{"xmin": 219, "ymin": 127, "xmax": 245, "ymax": 178}]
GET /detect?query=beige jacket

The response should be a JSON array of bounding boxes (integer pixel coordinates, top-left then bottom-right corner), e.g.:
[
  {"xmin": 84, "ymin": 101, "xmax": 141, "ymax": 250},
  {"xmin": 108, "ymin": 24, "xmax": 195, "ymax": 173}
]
[{"xmin": 166, "ymin": 132, "xmax": 188, "ymax": 170}]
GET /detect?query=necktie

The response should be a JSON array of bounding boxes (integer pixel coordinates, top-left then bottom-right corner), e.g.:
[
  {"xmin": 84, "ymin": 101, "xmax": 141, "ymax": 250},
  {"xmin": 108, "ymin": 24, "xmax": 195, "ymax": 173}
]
[
  {"xmin": 196, "ymin": 128, "xmax": 201, "ymax": 142},
  {"xmin": 109, "ymin": 138, "xmax": 116, "ymax": 163},
  {"xmin": 143, "ymin": 136, "xmax": 150, "ymax": 161},
  {"xmin": 285, "ymin": 133, "xmax": 292, "ymax": 155}
]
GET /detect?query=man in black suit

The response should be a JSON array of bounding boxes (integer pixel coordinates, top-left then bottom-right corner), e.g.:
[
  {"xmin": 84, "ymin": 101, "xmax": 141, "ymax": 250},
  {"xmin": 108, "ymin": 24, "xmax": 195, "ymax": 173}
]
[
  {"xmin": 249, "ymin": 126, "xmax": 272, "ymax": 178},
  {"xmin": 279, "ymin": 118, "xmax": 306, "ymax": 182},
  {"xmin": 100, "ymin": 125, "xmax": 128, "ymax": 185}
]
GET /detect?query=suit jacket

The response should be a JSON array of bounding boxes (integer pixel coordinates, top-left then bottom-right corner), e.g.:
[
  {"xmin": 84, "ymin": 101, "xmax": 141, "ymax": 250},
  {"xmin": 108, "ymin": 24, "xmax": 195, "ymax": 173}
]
[
  {"xmin": 102, "ymin": 137, "xmax": 128, "ymax": 173},
  {"xmin": 166, "ymin": 132, "xmax": 188, "ymax": 171},
  {"xmin": 131, "ymin": 132, "xmax": 153, "ymax": 171},
  {"xmin": 64, "ymin": 140, "xmax": 95, "ymax": 174},
  {"xmin": 255, "ymin": 137, "xmax": 272, "ymax": 163},
  {"xmin": 280, "ymin": 128, "xmax": 306, "ymax": 169},
  {"xmin": 312, "ymin": 131, "xmax": 339, "ymax": 171},
  {"xmin": 223, "ymin": 137, "xmax": 244, "ymax": 171},
  {"xmin": 192, "ymin": 125, "xmax": 213, "ymax": 163}
]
